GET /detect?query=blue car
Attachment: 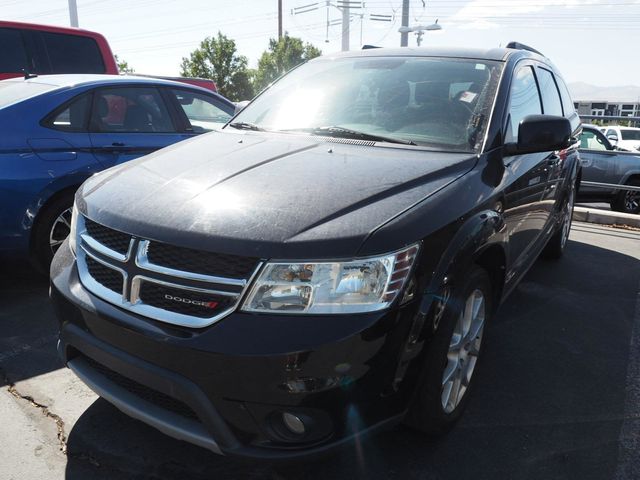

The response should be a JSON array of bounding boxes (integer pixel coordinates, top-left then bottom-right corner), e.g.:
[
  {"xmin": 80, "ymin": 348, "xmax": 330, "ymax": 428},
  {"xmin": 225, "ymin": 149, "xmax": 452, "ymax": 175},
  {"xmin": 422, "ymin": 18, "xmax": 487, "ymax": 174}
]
[{"xmin": 0, "ymin": 74, "xmax": 235, "ymax": 271}]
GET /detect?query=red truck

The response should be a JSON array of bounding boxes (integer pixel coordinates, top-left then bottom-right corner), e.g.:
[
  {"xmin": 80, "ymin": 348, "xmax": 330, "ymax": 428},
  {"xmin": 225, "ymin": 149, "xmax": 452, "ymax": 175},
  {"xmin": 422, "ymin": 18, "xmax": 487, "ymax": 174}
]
[{"xmin": 0, "ymin": 21, "xmax": 217, "ymax": 92}]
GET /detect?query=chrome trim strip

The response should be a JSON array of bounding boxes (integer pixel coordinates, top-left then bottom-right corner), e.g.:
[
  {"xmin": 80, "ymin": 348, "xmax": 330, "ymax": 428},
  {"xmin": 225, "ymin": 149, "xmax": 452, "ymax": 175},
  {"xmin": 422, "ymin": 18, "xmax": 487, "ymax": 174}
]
[
  {"xmin": 77, "ymin": 246, "xmax": 128, "ymax": 304},
  {"xmin": 80, "ymin": 230, "xmax": 134, "ymax": 263},
  {"xmin": 131, "ymin": 275, "xmax": 238, "ymax": 302},
  {"xmin": 68, "ymin": 358, "xmax": 223, "ymax": 455},
  {"xmin": 136, "ymin": 240, "xmax": 248, "ymax": 287}
]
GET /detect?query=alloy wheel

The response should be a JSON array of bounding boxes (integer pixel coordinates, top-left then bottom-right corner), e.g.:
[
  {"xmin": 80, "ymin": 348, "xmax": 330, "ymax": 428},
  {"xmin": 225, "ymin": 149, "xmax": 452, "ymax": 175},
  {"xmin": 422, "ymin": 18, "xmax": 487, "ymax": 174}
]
[
  {"xmin": 49, "ymin": 207, "xmax": 73, "ymax": 255},
  {"xmin": 624, "ymin": 190, "xmax": 640, "ymax": 213},
  {"xmin": 441, "ymin": 289, "xmax": 486, "ymax": 414}
]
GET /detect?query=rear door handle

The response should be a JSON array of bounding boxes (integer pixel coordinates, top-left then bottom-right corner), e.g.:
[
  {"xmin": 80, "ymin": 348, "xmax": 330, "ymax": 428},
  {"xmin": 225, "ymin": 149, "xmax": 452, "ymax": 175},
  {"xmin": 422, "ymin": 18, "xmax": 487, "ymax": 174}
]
[{"xmin": 100, "ymin": 142, "xmax": 127, "ymax": 153}]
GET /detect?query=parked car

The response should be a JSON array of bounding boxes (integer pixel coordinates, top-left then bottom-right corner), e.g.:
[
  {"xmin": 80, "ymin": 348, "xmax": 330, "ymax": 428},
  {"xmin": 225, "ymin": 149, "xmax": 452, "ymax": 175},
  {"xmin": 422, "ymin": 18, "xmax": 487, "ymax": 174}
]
[
  {"xmin": 603, "ymin": 125, "xmax": 640, "ymax": 152},
  {"xmin": 578, "ymin": 124, "xmax": 640, "ymax": 213},
  {"xmin": 52, "ymin": 43, "xmax": 580, "ymax": 459},
  {"xmin": 0, "ymin": 74, "xmax": 235, "ymax": 270},
  {"xmin": 128, "ymin": 74, "xmax": 218, "ymax": 93},
  {"xmin": 0, "ymin": 21, "xmax": 118, "ymax": 79}
]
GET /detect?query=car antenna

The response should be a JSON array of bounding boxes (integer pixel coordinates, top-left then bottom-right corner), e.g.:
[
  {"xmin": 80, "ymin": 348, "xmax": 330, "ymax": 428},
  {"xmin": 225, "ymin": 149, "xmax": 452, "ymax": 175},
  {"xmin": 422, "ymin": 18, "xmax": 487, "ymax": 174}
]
[{"xmin": 22, "ymin": 68, "xmax": 38, "ymax": 80}]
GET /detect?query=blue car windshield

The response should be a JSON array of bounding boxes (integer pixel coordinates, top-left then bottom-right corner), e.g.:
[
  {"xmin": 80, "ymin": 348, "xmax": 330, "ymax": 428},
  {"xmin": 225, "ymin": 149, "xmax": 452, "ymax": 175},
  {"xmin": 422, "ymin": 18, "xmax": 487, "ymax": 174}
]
[
  {"xmin": 0, "ymin": 81, "xmax": 59, "ymax": 109},
  {"xmin": 231, "ymin": 56, "xmax": 503, "ymax": 152}
]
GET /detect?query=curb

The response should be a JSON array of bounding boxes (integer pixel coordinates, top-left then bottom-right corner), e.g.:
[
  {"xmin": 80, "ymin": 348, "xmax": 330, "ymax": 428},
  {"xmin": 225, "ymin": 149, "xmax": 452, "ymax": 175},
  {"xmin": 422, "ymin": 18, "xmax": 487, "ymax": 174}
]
[{"xmin": 573, "ymin": 206, "xmax": 640, "ymax": 228}]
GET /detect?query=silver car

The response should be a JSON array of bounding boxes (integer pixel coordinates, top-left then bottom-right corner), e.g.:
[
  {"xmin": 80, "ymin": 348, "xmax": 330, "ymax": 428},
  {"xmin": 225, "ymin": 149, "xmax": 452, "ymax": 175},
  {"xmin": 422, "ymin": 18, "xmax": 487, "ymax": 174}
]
[{"xmin": 578, "ymin": 125, "xmax": 640, "ymax": 214}]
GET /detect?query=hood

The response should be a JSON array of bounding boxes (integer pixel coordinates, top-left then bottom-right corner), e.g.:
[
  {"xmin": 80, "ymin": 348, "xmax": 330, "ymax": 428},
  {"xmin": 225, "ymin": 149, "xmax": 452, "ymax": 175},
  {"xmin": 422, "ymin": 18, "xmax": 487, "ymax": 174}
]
[{"xmin": 79, "ymin": 131, "xmax": 477, "ymax": 259}]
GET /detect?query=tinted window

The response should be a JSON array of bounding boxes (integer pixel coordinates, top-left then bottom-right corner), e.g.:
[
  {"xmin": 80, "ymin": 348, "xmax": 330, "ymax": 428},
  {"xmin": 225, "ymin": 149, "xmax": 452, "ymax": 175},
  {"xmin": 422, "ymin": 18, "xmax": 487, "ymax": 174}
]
[
  {"xmin": 536, "ymin": 68, "xmax": 563, "ymax": 116},
  {"xmin": 45, "ymin": 94, "xmax": 90, "ymax": 132},
  {"xmin": 232, "ymin": 57, "xmax": 503, "ymax": 152},
  {"xmin": 40, "ymin": 32, "xmax": 105, "ymax": 74},
  {"xmin": 0, "ymin": 28, "xmax": 29, "ymax": 73},
  {"xmin": 506, "ymin": 66, "xmax": 541, "ymax": 143},
  {"xmin": 579, "ymin": 129, "xmax": 608, "ymax": 151},
  {"xmin": 620, "ymin": 129, "xmax": 640, "ymax": 141},
  {"xmin": 171, "ymin": 89, "xmax": 233, "ymax": 133},
  {"xmin": 555, "ymin": 76, "xmax": 576, "ymax": 117},
  {"xmin": 90, "ymin": 87, "xmax": 175, "ymax": 133}
]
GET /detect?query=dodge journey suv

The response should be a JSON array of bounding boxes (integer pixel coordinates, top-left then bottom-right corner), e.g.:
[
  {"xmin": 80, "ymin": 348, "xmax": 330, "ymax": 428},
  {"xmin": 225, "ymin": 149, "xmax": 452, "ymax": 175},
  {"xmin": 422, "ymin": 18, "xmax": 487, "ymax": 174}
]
[{"xmin": 51, "ymin": 43, "xmax": 581, "ymax": 459}]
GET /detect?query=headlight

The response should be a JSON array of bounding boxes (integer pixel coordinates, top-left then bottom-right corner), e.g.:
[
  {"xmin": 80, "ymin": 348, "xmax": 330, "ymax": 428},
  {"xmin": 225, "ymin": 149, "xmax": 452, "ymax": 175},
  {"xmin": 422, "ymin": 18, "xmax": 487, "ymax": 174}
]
[
  {"xmin": 241, "ymin": 243, "xmax": 420, "ymax": 314},
  {"xmin": 68, "ymin": 201, "xmax": 79, "ymax": 256}
]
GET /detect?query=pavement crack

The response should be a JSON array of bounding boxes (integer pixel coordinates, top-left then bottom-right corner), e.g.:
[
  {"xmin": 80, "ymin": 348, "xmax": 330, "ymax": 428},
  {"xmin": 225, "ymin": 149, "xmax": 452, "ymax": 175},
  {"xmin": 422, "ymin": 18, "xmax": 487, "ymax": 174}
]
[{"xmin": 2, "ymin": 368, "xmax": 68, "ymax": 455}]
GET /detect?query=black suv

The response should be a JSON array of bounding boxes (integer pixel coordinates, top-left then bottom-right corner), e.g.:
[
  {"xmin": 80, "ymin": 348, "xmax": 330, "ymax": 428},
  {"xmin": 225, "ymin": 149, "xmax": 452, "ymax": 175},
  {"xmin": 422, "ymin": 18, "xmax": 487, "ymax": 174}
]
[{"xmin": 51, "ymin": 43, "xmax": 581, "ymax": 459}]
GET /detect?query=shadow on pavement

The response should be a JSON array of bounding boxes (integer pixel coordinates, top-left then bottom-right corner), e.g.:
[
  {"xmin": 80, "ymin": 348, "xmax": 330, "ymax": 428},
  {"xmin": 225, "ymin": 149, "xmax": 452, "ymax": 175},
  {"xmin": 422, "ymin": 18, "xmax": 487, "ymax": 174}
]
[
  {"xmin": 0, "ymin": 260, "xmax": 62, "ymax": 386},
  {"xmin": 63, "ymin": 237, "xmax": 640, "ymax": 480}
]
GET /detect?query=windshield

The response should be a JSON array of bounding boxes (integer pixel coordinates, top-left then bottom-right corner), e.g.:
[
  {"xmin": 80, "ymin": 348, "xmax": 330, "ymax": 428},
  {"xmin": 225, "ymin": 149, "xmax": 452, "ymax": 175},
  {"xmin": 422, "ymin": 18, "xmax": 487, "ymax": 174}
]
[
  {"xmin": 620, "ymin": 129, "xmax": 640, "ymax": 141},
  {"xmin": 230, "ymin": 56, "xmax": 503, "ymax": 152}
]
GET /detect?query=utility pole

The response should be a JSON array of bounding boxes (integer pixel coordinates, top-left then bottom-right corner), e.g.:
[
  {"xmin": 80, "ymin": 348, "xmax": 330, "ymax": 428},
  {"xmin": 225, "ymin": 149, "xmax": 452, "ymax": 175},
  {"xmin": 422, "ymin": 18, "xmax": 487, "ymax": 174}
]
[
  {"xmin": 278, "ymin": 0, "xmax": 283, "ymax": 39},
  {"xmin": 400, "ymin": 0, "xmax": 409, "ymax": 47},
  {"xmin": 341, "ymin": 3, "xmax": 349, "ymax": 51},
  {"xmin": 68, "ymin": 0, "xmax": 79, "ymax": 27}
]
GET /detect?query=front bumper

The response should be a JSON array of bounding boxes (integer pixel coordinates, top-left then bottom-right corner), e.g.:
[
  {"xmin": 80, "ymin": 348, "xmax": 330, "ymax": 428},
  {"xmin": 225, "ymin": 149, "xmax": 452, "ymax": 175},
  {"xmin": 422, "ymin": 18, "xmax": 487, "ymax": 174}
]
[{"xmin": 51, "ymin": 242, "xmax": 432, "ymax": 459}]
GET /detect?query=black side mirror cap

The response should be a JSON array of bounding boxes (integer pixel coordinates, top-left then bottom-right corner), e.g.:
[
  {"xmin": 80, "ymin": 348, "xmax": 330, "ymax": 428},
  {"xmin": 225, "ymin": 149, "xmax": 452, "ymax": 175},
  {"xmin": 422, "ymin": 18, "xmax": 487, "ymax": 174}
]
[{"xmin": 504, "ymin": 114, "xmax": 572, "ymax": 156}]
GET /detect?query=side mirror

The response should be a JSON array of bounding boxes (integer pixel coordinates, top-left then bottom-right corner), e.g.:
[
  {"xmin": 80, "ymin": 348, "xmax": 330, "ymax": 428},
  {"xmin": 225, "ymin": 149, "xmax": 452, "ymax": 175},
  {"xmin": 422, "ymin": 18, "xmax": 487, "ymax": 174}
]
[
  {"xmin": 607, "ymin": 134, "xmax": 618, "ymax": 146},
  {"xmin": 234, "ymin": 100, "xmax": 249, "ymax": 115},
  {"xmin": 505, "ymin": 114, "xmax": 571, "ymax": 155}
]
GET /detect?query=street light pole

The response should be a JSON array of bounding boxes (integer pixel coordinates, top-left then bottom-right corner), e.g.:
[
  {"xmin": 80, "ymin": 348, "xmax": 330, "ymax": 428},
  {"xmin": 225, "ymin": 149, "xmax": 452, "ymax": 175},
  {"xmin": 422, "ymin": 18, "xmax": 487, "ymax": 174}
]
[
  {"xmin": 68, "ymin": 0, "xmax": 79, "ymax": 27},
  {"xmin": 278, "ymin": 0, "xmax": 283, "ymax": 39},
  {"xmin": 341, "ymin": 3, "xmax": 350, "ymax": 51}
]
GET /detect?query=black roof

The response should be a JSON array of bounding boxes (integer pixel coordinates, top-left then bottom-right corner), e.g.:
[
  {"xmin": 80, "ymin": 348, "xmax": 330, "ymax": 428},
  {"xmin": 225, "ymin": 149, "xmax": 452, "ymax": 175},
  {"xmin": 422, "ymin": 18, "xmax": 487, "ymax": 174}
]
[{"xmin": 323, "ymin": 45, "xmax": 545, "ymax": 62}]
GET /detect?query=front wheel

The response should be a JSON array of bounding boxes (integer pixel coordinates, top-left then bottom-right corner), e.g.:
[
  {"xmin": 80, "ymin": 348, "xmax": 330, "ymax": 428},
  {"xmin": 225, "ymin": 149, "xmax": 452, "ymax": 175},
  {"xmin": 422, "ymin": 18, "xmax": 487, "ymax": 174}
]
[
  {"xmin": 611, "ymin": 178, "xmax": 640, "ymax": 214},
  {"xmin": 404, "ymin": 265, "xmax": 492, "ymax": 436}
]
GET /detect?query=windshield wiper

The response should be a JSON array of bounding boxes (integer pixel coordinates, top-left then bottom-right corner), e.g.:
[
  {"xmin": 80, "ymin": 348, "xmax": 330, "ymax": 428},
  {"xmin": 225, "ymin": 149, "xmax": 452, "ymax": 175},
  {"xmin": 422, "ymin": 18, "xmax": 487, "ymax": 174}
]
[
  {"xmin": 282, "ymin": 126, "xmax": 416, "ymax": 145},
  {"xmin": 228, "ymin": 121, "xmax": 265, "ymax": 131}
]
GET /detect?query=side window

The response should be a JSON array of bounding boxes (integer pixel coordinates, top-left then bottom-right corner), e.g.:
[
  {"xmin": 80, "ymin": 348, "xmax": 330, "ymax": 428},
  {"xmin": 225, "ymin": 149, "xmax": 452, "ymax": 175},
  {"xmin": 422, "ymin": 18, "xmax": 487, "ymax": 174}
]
[
  {"xmin": 90, "ymin": 87, "xmax": 176, "ymax": 133},
  {"xmin": 506, "ymin": 66, "xmax": 542, "ymax": 143},
  {"xmin": 0, "ymin": 28, "xmax": 29, "ymax": 73},
  {"xmin": 579, "ymin": 130, "xmax": 608, "ymax": 151},
  {"xmin": 170, "ymin": 89, "xmax": 233, "ymax": 133},
  {"xmin": 536, "ymin": 68, "xmax": 563, "ymax": 116},
  {"xmin": 555, "ymin": 75, "xmax": 576, "ymax": 117},
  {"xmin": 40, "ymin": 32, "xmax": 105, "ymax": 74},
  {"xmin": 44, "ymin": 94, "xmax": 91, "ymax": 132}
]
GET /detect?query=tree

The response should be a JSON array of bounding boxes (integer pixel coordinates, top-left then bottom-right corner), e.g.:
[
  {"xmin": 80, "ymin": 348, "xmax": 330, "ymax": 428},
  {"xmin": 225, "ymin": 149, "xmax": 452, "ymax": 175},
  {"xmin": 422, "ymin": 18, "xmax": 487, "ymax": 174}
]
[
  {"xmin": 253, "ymin": 33, "xmax": 321, "ymax": 92},
  {"xmin": 114, "ymin": 55, "xmax": 134, "ymax": 74},
  {"xmin": 180, "ymin": 32, "xmax": 253, "ymax": 101}
]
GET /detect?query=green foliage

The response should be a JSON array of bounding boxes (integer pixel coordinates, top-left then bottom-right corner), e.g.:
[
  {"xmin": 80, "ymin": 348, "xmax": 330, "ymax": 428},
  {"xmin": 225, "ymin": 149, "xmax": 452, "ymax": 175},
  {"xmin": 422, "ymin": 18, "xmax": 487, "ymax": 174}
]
[
  {"xmin": 180, "ymin": 32, "xmax": 253, "ymax": 101},
  {"xmin": 253, "ymin": 33, "xmax": 322, "ymax": 93},
  {"xmin": 115, "ymin": 55, "xmax": 134, "ymax": 74}
]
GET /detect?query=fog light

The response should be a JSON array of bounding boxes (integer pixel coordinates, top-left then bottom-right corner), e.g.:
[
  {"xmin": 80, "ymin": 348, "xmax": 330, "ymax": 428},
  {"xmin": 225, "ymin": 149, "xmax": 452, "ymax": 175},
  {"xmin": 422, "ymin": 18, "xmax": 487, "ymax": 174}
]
[{"xmin": 282, "ymin": 412, "xmax": 306, "ymax": 435}]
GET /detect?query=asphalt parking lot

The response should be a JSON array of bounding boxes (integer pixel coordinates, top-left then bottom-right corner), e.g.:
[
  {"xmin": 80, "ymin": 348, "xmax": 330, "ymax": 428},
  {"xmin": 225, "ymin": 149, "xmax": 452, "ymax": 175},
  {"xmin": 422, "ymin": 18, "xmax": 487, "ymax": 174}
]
[{"xmin": 1, "ymin": 221, "xmax": 639, "ymax": 480}]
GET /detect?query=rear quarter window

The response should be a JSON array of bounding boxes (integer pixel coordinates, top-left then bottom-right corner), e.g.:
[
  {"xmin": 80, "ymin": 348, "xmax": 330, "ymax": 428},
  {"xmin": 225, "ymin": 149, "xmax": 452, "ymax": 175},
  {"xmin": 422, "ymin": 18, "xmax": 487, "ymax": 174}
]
[
  {"xmin": 0, "ymin": 28, "xmax": 29, "ymax": 73},
  {"xmin": 40, "ymin": 32, "xmax": 105, "ymax": 74}
]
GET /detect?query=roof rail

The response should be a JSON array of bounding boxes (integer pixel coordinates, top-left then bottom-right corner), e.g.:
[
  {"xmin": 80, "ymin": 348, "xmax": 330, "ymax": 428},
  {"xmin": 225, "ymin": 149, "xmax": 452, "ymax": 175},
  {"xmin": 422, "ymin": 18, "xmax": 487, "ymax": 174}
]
[{"xmin": 505, "ymin": 41, "xmax": 544, "ymax": 57}]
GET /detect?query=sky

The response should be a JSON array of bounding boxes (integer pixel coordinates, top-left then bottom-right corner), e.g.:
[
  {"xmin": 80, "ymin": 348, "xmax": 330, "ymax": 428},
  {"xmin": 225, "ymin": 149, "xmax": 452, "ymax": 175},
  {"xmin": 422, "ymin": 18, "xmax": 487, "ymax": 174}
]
[{"xmin": 2, "ymin": 0, "xmax": 640, "ymax": 87}]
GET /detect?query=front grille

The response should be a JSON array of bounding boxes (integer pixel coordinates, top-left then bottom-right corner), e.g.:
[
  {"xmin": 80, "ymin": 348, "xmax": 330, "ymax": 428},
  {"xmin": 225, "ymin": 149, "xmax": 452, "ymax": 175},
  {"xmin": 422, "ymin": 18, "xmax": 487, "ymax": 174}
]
[
  {"xmin": 85, "ymin": 256, "xmax": 123, "ymax": 293},
  {"xmin": 147, "ymin": 241, "xmax": 259, "ymax": 279},
  {"xmin": 84, "ymin": 218, "xmax": 131, "ymax": 255},
  {"xmin": 138, "ymin": 282, "xmax": 234, "ymax": 318},
  {"xmin": 77, "ymin": 216, "xmax": 261, "ymax": 328},
  {"xmin": 82, "ymin": 355, "xmax": 199, "ymax": 421}
]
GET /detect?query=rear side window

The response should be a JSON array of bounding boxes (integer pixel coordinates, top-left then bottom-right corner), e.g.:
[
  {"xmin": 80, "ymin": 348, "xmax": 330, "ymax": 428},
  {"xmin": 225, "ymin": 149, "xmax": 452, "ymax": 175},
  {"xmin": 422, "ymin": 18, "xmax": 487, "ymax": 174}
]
[
  {"xmin": 554, "ymin": 75, "xmax": 576, "ymax": 117},
  {"xmin": 506, "ymin": 65, "xmax": 541, "ymax": 143},
  {"xmin": 536, "ymin": 68, "xmax": 563, "ymax": 116},
  {"xmin": 44, "ymin": 94, "xmax": 91, "ymax": 132},
  {"xmin": 0, "ymin": 28, "xmax": 29, "ymax": 73},
  {"xmin": 90, "ymin": 87, "xmax": 176, "ymax": 133},
  {"xmin": 40, "ymin": 32, "xmax": 105, "ymax": 74}
]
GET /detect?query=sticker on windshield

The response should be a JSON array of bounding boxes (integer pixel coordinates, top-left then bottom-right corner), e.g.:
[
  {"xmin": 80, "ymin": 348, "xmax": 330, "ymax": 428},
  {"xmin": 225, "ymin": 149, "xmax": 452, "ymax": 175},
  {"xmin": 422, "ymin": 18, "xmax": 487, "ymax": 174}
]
[{"xmin": 459, "ymin": 91, "xmax": 477, "ymax": 103}]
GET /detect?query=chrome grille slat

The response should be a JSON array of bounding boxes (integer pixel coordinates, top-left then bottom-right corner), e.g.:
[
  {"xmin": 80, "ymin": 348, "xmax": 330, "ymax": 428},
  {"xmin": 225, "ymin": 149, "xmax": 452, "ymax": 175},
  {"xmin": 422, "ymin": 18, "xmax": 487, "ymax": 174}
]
[{"xmin": 76, "ymin": 215, "xmax": 262, "ymax": 328}]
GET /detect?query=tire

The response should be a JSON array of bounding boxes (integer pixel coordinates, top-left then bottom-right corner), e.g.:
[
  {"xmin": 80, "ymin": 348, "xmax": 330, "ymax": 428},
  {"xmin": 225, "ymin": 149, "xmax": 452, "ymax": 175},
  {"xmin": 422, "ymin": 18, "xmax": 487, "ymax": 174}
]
[
  {"xmin": 403, "ymin": 265, "xmax": 493, "ymax": 436},
  {"xmin": 31, "ymin": 191, "xmax": 75, "ymax": 274},
  {"xmin": 611, "ymin": 178, "xmax": 640, "ymax": 214},
  {"xmin": 543, "ymin": 179, "xmax": 575, "ymax": 260}
]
